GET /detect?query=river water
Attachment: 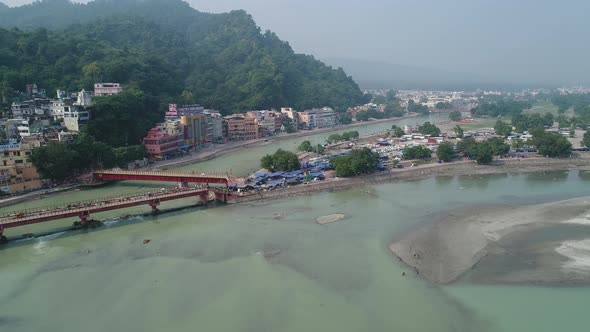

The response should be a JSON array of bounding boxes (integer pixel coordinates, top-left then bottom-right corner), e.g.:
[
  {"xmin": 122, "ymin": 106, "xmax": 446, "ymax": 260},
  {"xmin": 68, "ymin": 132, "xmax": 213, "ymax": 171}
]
[{"xmin": 1, "ymin": 116, "xmax": 590, "ymax": 332}]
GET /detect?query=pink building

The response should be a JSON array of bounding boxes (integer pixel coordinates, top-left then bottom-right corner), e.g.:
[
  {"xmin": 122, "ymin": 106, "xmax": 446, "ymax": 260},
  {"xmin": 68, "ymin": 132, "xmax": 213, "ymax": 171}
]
[
  {"xmin": 142, "ymin": 127, "xmax": 182, "ymax": 160},
  {"xmin": 94, "ymin": 83, "xmax": 123, "ymax": 96}
]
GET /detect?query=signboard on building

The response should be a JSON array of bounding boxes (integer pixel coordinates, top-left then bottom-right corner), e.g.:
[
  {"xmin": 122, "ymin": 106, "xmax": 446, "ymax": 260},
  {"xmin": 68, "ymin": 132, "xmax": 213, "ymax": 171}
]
[
  {"xmin": 166, "ymin": 104, "xmax": 178, "ymax": 117},
  {"xmin": 0, "ymin": 143, "xmax": 20, "ymax": 151}
]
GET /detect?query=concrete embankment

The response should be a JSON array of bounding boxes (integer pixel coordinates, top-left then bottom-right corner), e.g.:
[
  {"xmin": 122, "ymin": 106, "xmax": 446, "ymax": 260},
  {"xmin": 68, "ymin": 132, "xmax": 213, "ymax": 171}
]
[{"xmin": 232, "ymin": 157, "xmax": 590, "ymax": 204}]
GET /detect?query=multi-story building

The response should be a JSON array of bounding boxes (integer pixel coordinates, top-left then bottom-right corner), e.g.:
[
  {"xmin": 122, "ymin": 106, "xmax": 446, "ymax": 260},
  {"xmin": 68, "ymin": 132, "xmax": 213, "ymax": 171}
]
[
  {"xmin": 142, "ymin": 127, "xmax": 182, "ymax": 160},
  {"xmin": 206, "ymin": 110, "xmax": 224, "ymax": 141},
  {"xmin": 94, "ymin": 83, "xmax": 123, "ymax": 96},
  {"xmin": 181, "ymin": 114, "xmax": 207, "ymax": 147},
  {"xmin": 298, "ymin": 107, "xmax": 336, "ymax": 129},
  {"xmin": 11, "ymin": 102, "xmax": 33, "ymax": 117},
  {"xmin": 63, "ymin": 106, "xmax": 90, "ymax": 132},
  {"xmin": 224, "ymin": 115, "xmax": 259, "ymax": 141},
  {"xmin": 0, "ymin": 139, "xmax": 42, "ymax": 194}
]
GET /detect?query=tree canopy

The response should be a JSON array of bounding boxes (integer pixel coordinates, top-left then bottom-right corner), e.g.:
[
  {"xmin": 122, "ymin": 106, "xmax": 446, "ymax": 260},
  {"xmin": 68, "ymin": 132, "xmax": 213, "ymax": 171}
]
[
  {"xmin": 530, "ymin": 131, "xmax": 572, "ymax": 157},
  {"xmin": 418, "ymin": 122, "xmax": 441, "ymax": 136},
  {"xmin": 494, "ymin": 120, "xmax": 512, "ymax": 138},
  {"xmin": 402, "ymin": 145, "xmax": 432, "ymax": 160},
  {"xmin": 471, "ymin": 100, "xmax": 531, "ymax": 117},
  {"xmin": 260, "ymin": 149, "xmax": 300, "ymax": 172},
  {"xmin": 584, "ymin": 131, "xmax": 590, "ymax": 148},
  {"xmin": 331, "ymin": 148, "xmax": 380, "ymax": 177},
  {"xmin": 449, "ymin": 111, "xmax": 462, "ymax": 122},
  {"xmin": 437, "ymin": 141, "xmax": 455, "ymax": 162}
]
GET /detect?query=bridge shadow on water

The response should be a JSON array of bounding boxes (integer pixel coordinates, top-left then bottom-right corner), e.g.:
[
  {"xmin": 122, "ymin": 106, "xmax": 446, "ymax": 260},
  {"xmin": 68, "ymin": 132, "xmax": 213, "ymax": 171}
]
[{"xmin": 0, "ymin": 201, "xmax": 223, "ymax": 251}]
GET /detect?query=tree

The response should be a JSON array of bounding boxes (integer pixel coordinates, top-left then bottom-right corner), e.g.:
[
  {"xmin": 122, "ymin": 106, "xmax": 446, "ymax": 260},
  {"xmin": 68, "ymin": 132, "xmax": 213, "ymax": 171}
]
[
  {"xmin": 391, "ymin": 125, "xmax": 405, "ymax": 138},
  {"xmin": 453, "ymin": 125, "xmax": 464, "ymax": 138},
  {"xmin": 89, "ymin": 89, "xmax": 161, "ymax": 147},
  {"xmin": 341, "ymin": 131, "xmax": 359, "ymax": 141},
  {"xmin": 327, "ymin": 134, "xmax": 343, "ymax": 144},
  {"xmin": 486, "ymin": 137, "xmax": 510, "ymax": 156},
  {"xmin": 436, "ymin": 102, "xmax": 453, "ymax": 110},
  {"xmin": 314, "ymin": 144, "xmax": 325, "ymax": 155},
  {"xmin": 282, "ymin": 117, "xmax": 297, "ymax": 133},
  {"xmin": 339, "ymin": 113, "xmax": 352, "ymax": 125},
  {"xmin": 449, "ymin": 111, "xmax": 462, "ymax": 122},
  {"xmin": 494, "ymin": 120, "xmax": 512, "ymax": 137},
  {"xmin": 511, "ymin": 138, "xmax": 525, "ymax": 149},
  {"xmin": 474, "ymin": 142, "xmax": 493, "ymax": 165},
  {"xmin": 402, "ymin": 145, "xmax": 432, "ymax": 160},
  {"xmin": 331, "ymin": 147, "xmax": 380, "ymax": 177},
  {"xmin": 298, "ymin": 140, "xmax": 313, "ymax": 152},
  {"xmin": 356, "ymin": 111, "xmax": 369, "ymax": 121},
  {"xmin": 260, "ymin": 149, "xmax": 300, "ymax": 171},
  {"xmin": 407, "ymin": 100, "xmax": 429, "ymax": 114},
  {"xmin": 418, "ymin": 122, "xmax": 441, "ymax": 136},
  {"xmin": 457, "ymin": 137, "xmax": 478, "ymax": 157},
  {"xmin": 437, "ymin": 142, "xmax": 455, "ymax": 162},
  {"xmin": 584, "ymin": 131, "xmax": 590, "ymax": 148},
  {"xmin": 30, "ymin": 142, "xmax": 80, "ymax": 180},
  {"xmin": 531, "ymin": 131, "xmax": 572, "ymax": 157}
]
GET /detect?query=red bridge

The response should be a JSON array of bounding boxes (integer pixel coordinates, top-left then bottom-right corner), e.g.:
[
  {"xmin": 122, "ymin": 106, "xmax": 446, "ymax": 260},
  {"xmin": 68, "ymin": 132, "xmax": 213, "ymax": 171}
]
[
  {"xmin": 93, "ymin": 170, "xmax": 231, "ymax": 186},
  {"xmin": 0, "ymin": 186, "xmax": 239, "ymax": 242}
]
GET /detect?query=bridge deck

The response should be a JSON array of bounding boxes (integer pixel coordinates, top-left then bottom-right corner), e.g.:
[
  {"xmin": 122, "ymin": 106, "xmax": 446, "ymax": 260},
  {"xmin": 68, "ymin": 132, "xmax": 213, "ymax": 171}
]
[
  {"xmin": 0, "ymin": 186, "xmax": 209, "ymax": 229},
  {"xmin": 93, "ymin": 170, "xmax": 231, "ymax": 185}
]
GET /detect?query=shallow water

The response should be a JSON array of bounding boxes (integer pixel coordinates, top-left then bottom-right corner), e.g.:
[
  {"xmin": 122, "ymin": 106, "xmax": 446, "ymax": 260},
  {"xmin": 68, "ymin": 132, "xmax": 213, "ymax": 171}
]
[{"xmin": 1, "ymin": 117, "xmax": 590, "ymax": 332}]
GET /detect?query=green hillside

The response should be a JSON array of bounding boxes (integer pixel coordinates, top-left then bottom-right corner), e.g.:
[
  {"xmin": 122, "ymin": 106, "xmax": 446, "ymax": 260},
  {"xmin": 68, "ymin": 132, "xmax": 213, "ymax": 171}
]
[{"xmin": 0, "ymin": 0, "xmax": 369, "ymax": 113}]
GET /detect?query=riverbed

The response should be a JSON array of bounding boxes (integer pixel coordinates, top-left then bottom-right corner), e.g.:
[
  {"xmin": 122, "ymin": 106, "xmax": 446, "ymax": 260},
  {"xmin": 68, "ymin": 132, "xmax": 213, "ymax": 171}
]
[{"xmin": 2, "ymin": 115, "xmax": 590, "ymax": 332}]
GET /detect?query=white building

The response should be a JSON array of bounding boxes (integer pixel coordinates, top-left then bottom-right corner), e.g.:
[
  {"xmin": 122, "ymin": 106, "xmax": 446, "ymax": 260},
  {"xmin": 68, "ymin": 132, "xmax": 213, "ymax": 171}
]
[
  {"xmin": 63, "ymin": 106, "xmax": 90, "ymax": 132},
  {"xmin": 94, "ymin": 83, "xmax": 123, "ymax": 96}
]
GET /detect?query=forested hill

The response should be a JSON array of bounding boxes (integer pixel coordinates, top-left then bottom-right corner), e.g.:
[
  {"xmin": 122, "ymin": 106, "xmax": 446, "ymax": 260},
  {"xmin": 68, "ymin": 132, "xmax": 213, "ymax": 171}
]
[{"xmin": 0, "ymin": 0, "xmax": 369, "ymax": 113}]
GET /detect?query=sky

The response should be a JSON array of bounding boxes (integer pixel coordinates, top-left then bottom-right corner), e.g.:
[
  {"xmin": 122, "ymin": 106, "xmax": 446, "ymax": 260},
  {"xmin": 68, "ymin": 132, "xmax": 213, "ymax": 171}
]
[{"xmin": 4, "ymin": 0, "xmax": 590, "ymax": 85}]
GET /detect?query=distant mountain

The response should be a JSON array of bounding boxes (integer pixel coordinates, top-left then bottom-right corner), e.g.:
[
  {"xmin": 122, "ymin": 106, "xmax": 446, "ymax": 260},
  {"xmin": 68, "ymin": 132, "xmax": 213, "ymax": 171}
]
[
  {"xmin": 323, "ymin": 57, "xmax": 530, "ymax": 91},
  {"xmin": 0, "ymin": 0, "xmax": 368, "ymax": 112},
  {"xmin": 0, "ymin": 2, "xmax": 8, "ymax": 10}
]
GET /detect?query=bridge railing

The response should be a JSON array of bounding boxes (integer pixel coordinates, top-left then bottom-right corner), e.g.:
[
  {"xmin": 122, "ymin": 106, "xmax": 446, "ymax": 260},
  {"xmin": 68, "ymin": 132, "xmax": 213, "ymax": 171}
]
[
  {"xmin": 95, "ymin": 170, "xmax": 231, "ymax": 179},
  {"xmin": 0, "ymin": 185, "xmax": 208, "ymax": 221}
]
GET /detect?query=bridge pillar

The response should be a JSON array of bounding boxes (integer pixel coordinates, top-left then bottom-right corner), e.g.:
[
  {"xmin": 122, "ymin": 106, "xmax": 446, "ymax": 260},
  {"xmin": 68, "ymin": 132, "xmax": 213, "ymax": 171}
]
[
  {"xmin": 214, "ymin": 191, "xmax": 228, "ymax": 203},
  {"xmin": 0, "ymin": 226, "xmax": 6, "ymax": 243},
  {"xmin": 199, "ymin": 192, "xmax": 209, "ymax": 204},
  {"xmin": 79, "ymin": 211, "xmax": 90, "ymax": 225},
  {"xmin": 149, "ymin": 199, "xmax": 161, "ymax": 214}
]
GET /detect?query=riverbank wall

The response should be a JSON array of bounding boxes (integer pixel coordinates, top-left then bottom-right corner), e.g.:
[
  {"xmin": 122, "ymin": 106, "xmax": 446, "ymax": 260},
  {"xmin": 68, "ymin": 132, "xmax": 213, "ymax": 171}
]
[{"xmin": 232, "ymin": 157, "xmax": 590, "ymax": 204}]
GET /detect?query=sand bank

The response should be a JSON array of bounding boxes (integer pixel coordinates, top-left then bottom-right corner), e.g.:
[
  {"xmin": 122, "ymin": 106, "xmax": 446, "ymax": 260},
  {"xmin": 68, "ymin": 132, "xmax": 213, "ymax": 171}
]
[
  {"xmin": 316, "ymin": 214, "xmax": 346, "ymax": 225},
  {"xmin": 389, "ymin": 197, "xmax": 590, "ymax": 284}
]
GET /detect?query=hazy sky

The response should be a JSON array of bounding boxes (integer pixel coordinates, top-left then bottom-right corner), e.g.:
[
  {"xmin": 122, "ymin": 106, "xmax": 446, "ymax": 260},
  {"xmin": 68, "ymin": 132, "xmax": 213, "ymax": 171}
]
[{"xmin": 4, "ymin": 0, "xmax": 590, "ymax": 85}]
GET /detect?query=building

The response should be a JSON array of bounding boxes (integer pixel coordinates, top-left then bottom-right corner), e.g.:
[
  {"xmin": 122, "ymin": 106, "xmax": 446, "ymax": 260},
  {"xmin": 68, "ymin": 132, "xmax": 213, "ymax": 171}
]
[
  {"xmin": 207, "ymin": 110, "xmax": 224, "ymax": 141},
  {"xmin": 224, "ymin": 115, "xmax": 259, "ymax": 141},
  {"xmin": 1, "ymin": 119, "xmax": 31, "ymax": 140},
  {"xmin": 63, "ymin": 106, "xmax": 90, "ymax": 132},
  {"xmin": 75, "ymin": 89, "xmax": 93, "ymax": 107},
  {"xmin": 0, "ymin": 139, "xmax": 42, "ymax": 194},
  {"xmin": 142, "ymin": 127, "xmax": 183, "ymax": 160},
  {"xmin": 181, "ymin": 114, "xmax": 207, "ymax": 147},
  {"xmin": 94, "ymin": 83, "xmax": 123, "ymax": 96},
  {"xmin": 299, "ymin": 107, "xmax": 336, "ymax": 129}
]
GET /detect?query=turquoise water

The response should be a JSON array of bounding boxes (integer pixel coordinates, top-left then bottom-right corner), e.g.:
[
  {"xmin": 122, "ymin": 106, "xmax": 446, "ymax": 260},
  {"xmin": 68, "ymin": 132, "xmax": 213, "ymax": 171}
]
[{"xmin": 1, "ymin": 116, "xmax": 590, "ymax": 332}]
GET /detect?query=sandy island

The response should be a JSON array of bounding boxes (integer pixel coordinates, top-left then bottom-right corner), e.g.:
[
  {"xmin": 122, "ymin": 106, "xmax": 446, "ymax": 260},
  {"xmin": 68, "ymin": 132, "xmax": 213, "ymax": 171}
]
[
  {"xmin": 316, "ymin": 214, "xmax": 346, "ymax": 225},
  {"xmin": 389, "ymin": 197, "xmax": 590, "ymax": 285}
]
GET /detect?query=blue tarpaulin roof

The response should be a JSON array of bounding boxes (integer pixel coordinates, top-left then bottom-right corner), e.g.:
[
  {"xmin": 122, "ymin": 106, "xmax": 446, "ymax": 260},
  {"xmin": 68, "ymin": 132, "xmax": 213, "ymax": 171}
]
[
  {"xmin": 269, "ymin": 171, "xmax": 285, "ymax": 177},
  {"xmin": 255, "ymin": 172, "xmax": 269, "ymax": 178}
]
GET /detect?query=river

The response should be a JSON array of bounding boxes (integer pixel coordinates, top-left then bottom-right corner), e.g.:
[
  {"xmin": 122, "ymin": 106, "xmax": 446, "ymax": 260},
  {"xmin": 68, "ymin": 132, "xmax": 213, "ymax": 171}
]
[{"xmin": 1, "ymin": 115, "xmax": 590, "ymax": 332}]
